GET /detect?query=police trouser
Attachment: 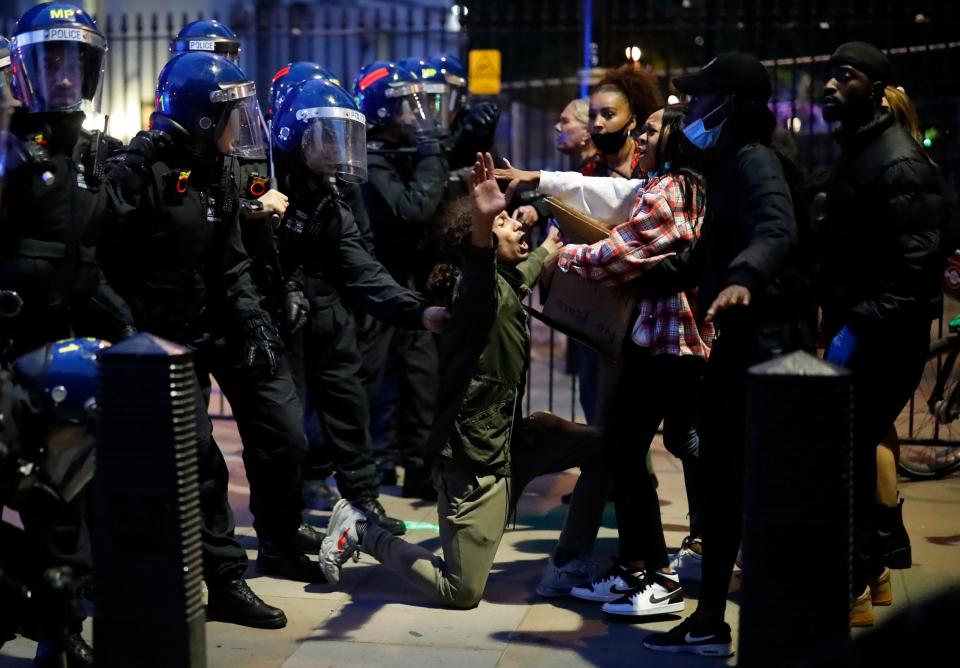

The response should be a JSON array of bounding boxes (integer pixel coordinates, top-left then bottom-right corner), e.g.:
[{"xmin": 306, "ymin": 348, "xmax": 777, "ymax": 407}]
[
  {"xmin": 183, "ymin": 372, "xmax": 249, "ymax": 585},
  {"xmin": 295, "ymin": 302, "xmax": 379, "ymax": 501},
  {"xmin": 195, "ymin": 339, "xmax": 307, "ymax": 552},
  {"xmin": 357, "ymin": 316, "xmax": 438, "ymax": 472}
]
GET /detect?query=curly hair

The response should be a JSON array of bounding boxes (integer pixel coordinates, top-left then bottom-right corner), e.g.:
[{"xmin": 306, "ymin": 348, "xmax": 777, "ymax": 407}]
[
  {"xmin": 594, "ymin": 64, "xmax": 665, "ymax": 125},
  {"xmin": 425, "ymin": 195, "xmax": 474, "ymax": 307}
]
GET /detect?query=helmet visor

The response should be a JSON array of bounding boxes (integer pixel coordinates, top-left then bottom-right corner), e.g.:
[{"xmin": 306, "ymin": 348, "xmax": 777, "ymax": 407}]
[
  {"xmin": 12, "ymin": 29, "xmax": 106, "ymax": 113},
  {"xmin": 386, "ymin": 82, "xmax": 436, "ymax": 131},
  {"xmin": 215, "ymin": 90, "xmax": 267, "ymax": 159},
  {"xmin": 300, "ymin": 107, "xmax": 367, "ymax": 183},
  {"xmin": 422, "ymin": 82, "xmax": 458, "ymax": 131}
]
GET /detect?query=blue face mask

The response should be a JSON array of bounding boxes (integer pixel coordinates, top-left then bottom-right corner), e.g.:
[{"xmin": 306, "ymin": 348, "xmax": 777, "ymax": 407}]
[{"xmin": 683, "ymin": 103, "xmax": 728, "ymax": 150}]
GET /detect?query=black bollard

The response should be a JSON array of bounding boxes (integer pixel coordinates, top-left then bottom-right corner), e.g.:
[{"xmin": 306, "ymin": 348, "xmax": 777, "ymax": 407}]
[
  {"xmin": 93, "ymin": 334, "xmax": 205, "ymax": 668},
  {"xmin": 739, "ymin": 351, "xmax": 852, "ymax": 667}
]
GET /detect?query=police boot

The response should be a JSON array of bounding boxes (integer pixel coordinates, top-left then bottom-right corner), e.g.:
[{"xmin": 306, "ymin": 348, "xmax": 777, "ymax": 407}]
[
  {"xmin": 206, "ymin": 578, "xmax": 287, "ymax": 629},
  {"xmin": 256, "ymin": 541, "xmax": 328, "ymax": 584},
  {"xmin": 294, "ymin": 522, "xmax": 325, "ymax": 552},
  {"xmin": 353, "ymin": 497, "xmax": 406, "ymax": 536}
]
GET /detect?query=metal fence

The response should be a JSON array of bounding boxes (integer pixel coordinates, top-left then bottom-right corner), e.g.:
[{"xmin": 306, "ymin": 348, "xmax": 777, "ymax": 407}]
[{"xmin": 3, "ymin": 2, "xmax": 959, "ymax": 433}]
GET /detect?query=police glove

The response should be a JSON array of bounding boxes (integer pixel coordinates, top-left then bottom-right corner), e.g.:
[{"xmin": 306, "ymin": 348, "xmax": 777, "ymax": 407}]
[
  {"xmin": 123, "ymin": 130, "xmax": 173, "ymax": 171},
  {"xmin": 463, "ymin": 102, "xmax": 500, "ymax": 137},
  {"xmin": 284, "ymin": 287, "xmax": 310, "ymax": 336},
  {"xmin": 241, "ymin": 315, "xmax": 284, "ymax": 376},
  {"xmin": 413, "ymin": 127, "xmax": 444, "ymax": 158}
]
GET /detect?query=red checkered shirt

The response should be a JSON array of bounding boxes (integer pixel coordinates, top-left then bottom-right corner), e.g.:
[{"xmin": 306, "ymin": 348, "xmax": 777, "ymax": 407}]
[{"xmin": 556, "ymin": 173, "xmax": 714, "ymax": 357}]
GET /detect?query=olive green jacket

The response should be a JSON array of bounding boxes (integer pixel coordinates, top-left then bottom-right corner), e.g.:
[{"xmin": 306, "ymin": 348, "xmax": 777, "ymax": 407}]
[{"xmin": 426, "ymin": 242, "xmax": 549, "ymax": 476}]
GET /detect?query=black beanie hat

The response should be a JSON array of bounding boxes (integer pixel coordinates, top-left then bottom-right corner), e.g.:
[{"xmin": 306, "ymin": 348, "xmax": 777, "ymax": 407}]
[{"xmin": 827, "ymin": 42, "xmax": 892, "ymax": 85}]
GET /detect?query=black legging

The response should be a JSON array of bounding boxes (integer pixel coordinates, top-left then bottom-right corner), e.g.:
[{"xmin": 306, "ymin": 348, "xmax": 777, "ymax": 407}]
[{"xmin": 603, "ymin": 346, "xmax": 705, "ymax": 570}]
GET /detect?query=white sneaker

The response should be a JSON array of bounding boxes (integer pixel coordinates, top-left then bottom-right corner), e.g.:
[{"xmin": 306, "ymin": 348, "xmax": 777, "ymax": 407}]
[
  {"xmin": 319, "ymin": 499, "xmax": 366, "ymax": 585},
  {"xmin": 569, "ymin": 562, "xmax": 640, "ymax": 603},
  {"xmin": 669, "ymin": 536, "xmax": 703, "ymax": 582},
  {"xmin": 536, "ymin": 556, "xmax": 598, "ymax": 597},
  {"xmin": 602, "ymin": 571, "xmax": 684, "ymax": 617}
]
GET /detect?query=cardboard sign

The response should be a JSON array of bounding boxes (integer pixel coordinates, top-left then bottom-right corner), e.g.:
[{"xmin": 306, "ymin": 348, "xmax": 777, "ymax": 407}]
[
  {"xmin": 528, "ymin": 198, "xmax": 636, "ymax": 360},
  {"xmin": 468, "ymin": 49, "xmax": 502, "ymax": 96}
]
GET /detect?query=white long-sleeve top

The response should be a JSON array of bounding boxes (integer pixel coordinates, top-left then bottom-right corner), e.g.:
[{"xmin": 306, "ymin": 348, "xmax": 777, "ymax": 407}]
[{"xmin": 537, "ymin": 170, "xmax": 645, "ymax": 227}]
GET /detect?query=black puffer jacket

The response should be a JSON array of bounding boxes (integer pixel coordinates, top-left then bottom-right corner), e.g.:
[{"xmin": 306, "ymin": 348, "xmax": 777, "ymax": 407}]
[{"xmin": 817, "ymin": 110, "xmax": 946, "ymax": 337}]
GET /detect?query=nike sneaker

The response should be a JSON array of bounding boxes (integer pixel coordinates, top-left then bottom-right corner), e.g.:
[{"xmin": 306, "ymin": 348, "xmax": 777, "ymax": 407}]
[
  {"xmin": 536, "ymin": 556, "xmax": 599, "ymax": 597},
  {"xmin": 602, "ymin": 571, "xmax": 684, "ymax": 617},
  {"xmin": 569, "ymin": 561, "xmax": 642, "ymax": 603},
  {"xmin": 669, "ymin": 536, "xmax": 703, "ymax": 582},
  {"xmin": 319, "ymin": 499, "xmax": 365, "ymax": 585},
  {"xmin": 642, "ymin": 616, "xmax": 733, "ymax": 657}
]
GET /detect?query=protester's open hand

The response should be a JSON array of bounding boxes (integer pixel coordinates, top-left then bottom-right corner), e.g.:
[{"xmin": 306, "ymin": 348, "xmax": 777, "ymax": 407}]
[
  {"xmin": 422, "ymin": 306, "xmax": 451, "ymax": 333},
  {"xmin": 470, "ymin": 152, "xmax": 518, "ymax": 228},
  {"xmin": 540, "ymin": 224, "xmax": 564, "ymax": 255},
  {"xmin": 705, "ymin": 284, "xmax": 751, "ymax": 323},
  {"xmin": 513, "ymin": 205, "xmax": 539, "ymax": 228},
  {"xmin": 493, "ymin": 158, "xmax": 540, "ymax": 187}
]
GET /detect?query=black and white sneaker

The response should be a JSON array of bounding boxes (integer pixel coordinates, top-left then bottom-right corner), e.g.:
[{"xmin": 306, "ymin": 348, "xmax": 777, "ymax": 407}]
[
  {"xmin": 602, "ymin": 571, "xmax": 684, "ymax": 617},
  {"xmin": 569, "ymin": 561, "xmax": 641, "ymax": 603},
  {"xmin": 642, "ymin": 616, "xmax": 733, "ymax": 657}
]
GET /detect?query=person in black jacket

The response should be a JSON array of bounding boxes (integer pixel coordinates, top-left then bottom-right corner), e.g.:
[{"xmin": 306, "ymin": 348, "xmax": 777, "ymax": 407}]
[
  {"xmin": 353, "ymin": 61, "xmax": 450, "ymax": 496},
  {"xmin": 101, "ymin": 52, "xmax": 316, "ymax": 629},
  {"xmin": 271, "ymin": 76, "xmax": 449, "ymax": 534},
  {"xmin": 641, "ymin": 53, "xmax": 814, "ymax": 657},
  {"xmin": 818, "ymin": 42, "xmax": 945, "ymax": 626}
]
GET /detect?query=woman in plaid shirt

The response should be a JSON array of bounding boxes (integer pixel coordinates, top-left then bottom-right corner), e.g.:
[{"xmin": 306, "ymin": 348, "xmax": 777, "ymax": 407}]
[{"xmin": 541, "ymin": 105, "xmax": 713, "ymax": 617}]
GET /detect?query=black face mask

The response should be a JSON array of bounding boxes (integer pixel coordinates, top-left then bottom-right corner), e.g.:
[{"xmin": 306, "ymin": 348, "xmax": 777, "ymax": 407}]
[{"xmin": 591, "ymin": 118, "xmax": 634, "ymax": 155}]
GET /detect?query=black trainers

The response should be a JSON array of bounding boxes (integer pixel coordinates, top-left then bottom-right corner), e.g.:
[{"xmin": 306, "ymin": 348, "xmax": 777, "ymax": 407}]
[
  {"xmin": 642, "ymin": 616, "xmax": 733, "ymax": 657},
  {"xmin": 353, "ymin": 497, "xmax": 406, "ymax": 536},
  {"xmin": 206, "ymin": 578, "xmax": 287, "ymax": 629}
]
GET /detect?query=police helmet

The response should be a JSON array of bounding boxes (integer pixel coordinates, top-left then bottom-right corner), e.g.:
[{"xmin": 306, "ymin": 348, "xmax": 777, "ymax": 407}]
[
  {"xmin": 12, "ymin": 338, "xmax": 110, "ymax": 425},
  {"xmin": 10, "ymin": 2, "xmax": 107, "ymax": 113},
  {"xmin": 274, "ymin": 77, "xmax": 366, "ymax": 183},
  {"xmin": 269, "ymin": 61, "xmax": 340, "ymax": 118},
  {"xmin": 353, "ymin": 61, "xmax": 434, "ymax": 130},
  {"xmin": 153, "ymin": 52, "xmax": 266, "ymax": 159},
  {"xmin": 170, "ymin": 19, "xmax": 240, "ymax": 65}
]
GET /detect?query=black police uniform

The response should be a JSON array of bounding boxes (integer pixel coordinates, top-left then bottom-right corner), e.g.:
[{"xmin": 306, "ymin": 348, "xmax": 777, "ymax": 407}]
[
  {"xmin": 99, "ymin": 147, "xmax": 301, "ymax": 583},
  {"xmin": 358, "ymin": 138, "xmax": 448, "ymax": 480},
  {"xmin": 278, "ymin": 167, "xmax": 427, "ymax": 508},
  {"xmin": 0, "ymin": 110, "xmax": 127, "ymax": 660},
  {"xmin": 0, "ymin": 111, "xmax": 133, "ymax": 357}
]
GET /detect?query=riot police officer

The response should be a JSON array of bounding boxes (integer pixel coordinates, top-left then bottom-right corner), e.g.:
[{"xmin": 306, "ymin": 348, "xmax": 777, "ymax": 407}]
[
  {"xmin": 99, "ymin": 51, "xmax": 314, "ymax": 627},
  {"xmin": 170, "ymin": 18, "xmax": 241, "ymax": 65},
  {"xmin": 162, "ymin": 25, "xmax": 328, "ymax": 579},
  {"xmin": 0, "ymin": 2, "xmax": 133, "ymax": 358},
  {"xmin": 2, "ymin": 337, "xmax": 107, "ymax": 666},
  {"xmin": 353, "ymin": 61, "xmax": 449, "ymax": 497},
  {"xmin": 272, "ymin": 75, "xmax": 449, "ymax": 533}
]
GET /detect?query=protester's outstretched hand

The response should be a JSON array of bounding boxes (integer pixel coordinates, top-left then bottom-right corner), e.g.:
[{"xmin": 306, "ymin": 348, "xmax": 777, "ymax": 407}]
[
  {"xmin": 513, "ymin": 205, "xmax": 539, "ymax": 227},
  {"xmin": 470, "ymin": 152, "xmax": 518, "ymax": 246},
  {"xmin": 539, "ymin": 227, "xmax": 564, "ymax": 287},
  {"xmin": 493, "ymin": 158, "xmax": 540, "ymax": 187},
  {"xmin": 705, "ymin": 284, "xmax": 751, "ymax": 323}
]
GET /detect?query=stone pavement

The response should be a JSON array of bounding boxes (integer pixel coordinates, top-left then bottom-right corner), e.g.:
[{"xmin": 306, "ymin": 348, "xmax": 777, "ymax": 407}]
[{"xmin": 3, "ymin": 418, "xmax": 959, "ymax": 666}]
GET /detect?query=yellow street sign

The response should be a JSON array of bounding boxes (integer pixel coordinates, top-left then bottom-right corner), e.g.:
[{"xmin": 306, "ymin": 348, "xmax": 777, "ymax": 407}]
[{"xmin": 468, "ymin": 49, "xmax": 502, "ymax": 96}]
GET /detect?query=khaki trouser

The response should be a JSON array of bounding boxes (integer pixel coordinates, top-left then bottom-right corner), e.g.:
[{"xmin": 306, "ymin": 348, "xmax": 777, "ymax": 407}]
[
  {"xmin": 361, "ymin": 412, "xmax": 605, "ymax": 609},
  {"xmin": 362, "ymin": 460, "xmax": 510, "ymax": 609}
]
